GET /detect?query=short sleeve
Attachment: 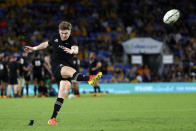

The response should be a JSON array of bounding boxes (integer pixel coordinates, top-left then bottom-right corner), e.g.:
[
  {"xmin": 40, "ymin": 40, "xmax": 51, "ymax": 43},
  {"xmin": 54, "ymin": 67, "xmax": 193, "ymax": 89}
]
[
  {"xmin": 48, "ymin": 36, "xmax": 54, "ymax": 46},
  {"xmin": 70, "ymin": 36, "xmax": 78, "ymax": 46},
  {"xmin": 48, "ymin": 34, "xmax": 59, "ymax": 46}
]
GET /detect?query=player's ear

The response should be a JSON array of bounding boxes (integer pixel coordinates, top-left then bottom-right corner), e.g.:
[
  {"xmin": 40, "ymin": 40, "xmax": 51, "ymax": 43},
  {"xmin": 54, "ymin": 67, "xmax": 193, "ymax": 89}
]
[{"xmin": 68, "ymin": 30, "xmax": 71, "ymax": 35}]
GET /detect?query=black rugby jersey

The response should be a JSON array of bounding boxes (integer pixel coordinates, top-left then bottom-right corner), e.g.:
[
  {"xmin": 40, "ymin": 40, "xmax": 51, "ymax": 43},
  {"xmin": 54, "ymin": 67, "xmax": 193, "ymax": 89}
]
[
  {"xmin": 8, "ymin": 61, "xmax": 19, "ymax": 77},
  {"xmin": 0, "ymin": 60, "xmax": 7, "ymax": 76},
  {"xmin": 32, "ymin": 58, "xmax": 44, "ymax": 73},
  {"xmin": 18, "ymin": 57, "xmax": 28, "ymax": 76},
  {"xmin": 89, "ymin": 58, "xmax": 101, "ymax": 75},
  {"xmin": 48, "ymin": 34, "xmax": 78, "ymax": 64}
]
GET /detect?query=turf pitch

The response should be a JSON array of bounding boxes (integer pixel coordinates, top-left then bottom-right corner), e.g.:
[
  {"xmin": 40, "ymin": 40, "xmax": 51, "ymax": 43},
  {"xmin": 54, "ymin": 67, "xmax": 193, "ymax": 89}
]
[{"xmin": 0, "ymin": 93, "xmax": 196, "ymax": 131}]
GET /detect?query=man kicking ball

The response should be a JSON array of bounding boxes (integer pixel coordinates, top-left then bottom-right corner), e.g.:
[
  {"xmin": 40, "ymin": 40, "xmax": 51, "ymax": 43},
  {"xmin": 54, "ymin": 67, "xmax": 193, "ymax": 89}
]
[{"xmin": 24, "ymin": 21, "xmax": 102, "ymax": 125}]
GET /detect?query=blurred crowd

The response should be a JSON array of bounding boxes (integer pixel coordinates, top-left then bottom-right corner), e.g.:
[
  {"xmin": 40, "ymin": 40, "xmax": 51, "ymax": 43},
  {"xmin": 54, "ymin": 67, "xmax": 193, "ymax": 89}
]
[
  {"xmin": 0, "ymin": 0, "xmax": 196, "ymax": 82},
  {"xmin": 0, "ymin": 52, "xmax": 59, "ymax": 98}
]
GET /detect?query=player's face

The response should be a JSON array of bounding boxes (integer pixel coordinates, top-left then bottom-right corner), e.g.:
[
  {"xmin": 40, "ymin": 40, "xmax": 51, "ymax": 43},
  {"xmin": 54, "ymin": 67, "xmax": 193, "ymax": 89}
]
[
  {"xmin": 89, "ymin": 52, "xmax": 95, "ymax": 59},
  {"xmin": 59, "ymin": 29, "xmax": 71, "ymax": 41}
]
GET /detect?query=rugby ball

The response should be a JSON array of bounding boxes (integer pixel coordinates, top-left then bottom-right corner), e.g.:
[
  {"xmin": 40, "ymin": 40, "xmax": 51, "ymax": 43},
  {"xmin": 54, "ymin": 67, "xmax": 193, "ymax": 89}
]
[
  {"xmin": 68, "ymin": 94, "xmax": 75, "ymax": 99},
  {"xmin": 163, "ymin": 9, "xmax": 180, "ymax": 24}
]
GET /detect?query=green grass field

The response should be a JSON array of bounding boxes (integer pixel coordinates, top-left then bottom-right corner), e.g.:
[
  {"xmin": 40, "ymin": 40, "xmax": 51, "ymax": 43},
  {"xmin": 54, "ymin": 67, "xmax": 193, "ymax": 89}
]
[{"xmin": 0, "ymin": 93, "xmax": 196, "ymax": 131}]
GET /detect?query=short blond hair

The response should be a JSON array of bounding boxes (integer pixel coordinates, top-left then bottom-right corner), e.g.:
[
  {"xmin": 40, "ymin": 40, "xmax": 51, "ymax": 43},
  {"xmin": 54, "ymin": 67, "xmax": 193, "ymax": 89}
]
[{"xmin": 59, "ymin": 21, "xmax": 72, "ymax": 30}]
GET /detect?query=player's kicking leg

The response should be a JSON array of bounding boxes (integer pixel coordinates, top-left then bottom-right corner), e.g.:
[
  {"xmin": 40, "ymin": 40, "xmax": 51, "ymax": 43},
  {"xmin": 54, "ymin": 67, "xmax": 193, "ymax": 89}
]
[
  {"xmin": 88, "ymin": 72, "xmax": 102, "ymax": 85},
  {"xmin": 60, "ymin": 66, "xmax": 102, "ymax": 85}
]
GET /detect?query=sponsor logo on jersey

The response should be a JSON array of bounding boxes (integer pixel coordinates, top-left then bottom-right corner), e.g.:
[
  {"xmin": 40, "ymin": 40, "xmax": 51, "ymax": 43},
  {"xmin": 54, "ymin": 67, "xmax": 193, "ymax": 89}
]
[
  {"xmin": 60, "ymin": 64, "xmax": 64, "ymax": 68},
  {"xmin": 58, "ymin": 45, "xmax": 65, "ymax": 49},
  {"xmin": 54, "ymin": 39, "xmax": 58, "ymax": 42}
]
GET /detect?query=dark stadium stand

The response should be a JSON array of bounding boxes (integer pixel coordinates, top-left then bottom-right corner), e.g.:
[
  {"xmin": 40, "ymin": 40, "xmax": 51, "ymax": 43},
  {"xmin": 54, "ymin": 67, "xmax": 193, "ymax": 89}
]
[{"xmin": 0, "ymin": 0, "xmax": 195, "ymax": 82}]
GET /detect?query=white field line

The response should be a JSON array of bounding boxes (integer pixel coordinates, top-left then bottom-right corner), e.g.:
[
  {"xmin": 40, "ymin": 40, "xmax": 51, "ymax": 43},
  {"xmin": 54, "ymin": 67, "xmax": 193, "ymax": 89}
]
[
  {"xmin": 0, "ymin": 109, "xmax": 195, "ymax": 116},
  {"xmin": 60, "ymin": 108, "xmax": 196, "ymax": 114}
]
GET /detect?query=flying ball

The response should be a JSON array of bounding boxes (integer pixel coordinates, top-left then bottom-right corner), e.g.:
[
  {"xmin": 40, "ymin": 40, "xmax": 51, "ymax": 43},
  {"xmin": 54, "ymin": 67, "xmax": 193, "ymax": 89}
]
[{"xmin": 163, "ymin": 9, "xmax": 180, "ymax": 24}]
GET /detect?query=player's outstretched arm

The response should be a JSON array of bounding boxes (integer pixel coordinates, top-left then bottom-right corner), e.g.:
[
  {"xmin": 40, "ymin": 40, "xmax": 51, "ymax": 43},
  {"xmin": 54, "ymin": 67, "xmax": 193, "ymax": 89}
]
[{"xmin": 24, "ymin": 41, "xmax": 49, "ymax": 53}]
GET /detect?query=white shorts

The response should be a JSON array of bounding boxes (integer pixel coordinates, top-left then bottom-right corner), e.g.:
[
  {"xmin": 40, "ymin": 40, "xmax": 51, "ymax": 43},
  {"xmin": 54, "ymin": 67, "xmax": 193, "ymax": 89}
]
[{"xmin": 17, "ymin": 77, "xmax": 25, "ymax": 88}]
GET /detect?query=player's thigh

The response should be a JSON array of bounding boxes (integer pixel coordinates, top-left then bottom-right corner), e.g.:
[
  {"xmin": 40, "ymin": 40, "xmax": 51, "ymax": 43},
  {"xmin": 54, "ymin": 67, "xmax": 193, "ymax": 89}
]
[
  {"xmin": 21, "ymin": 78, "xmax": 25, "ymax": 87},
  {"xmin": 18, "ymin": 77, "xmax": 25, "ymax": 87},
  {"xmin": 60, "ymin": 66, "xmax": 76, "ymax": 77},
  {"xmin": 1, "ymin": 81, "xmax": 6, "ymax": 88},
  {"xmin": 17, "ymin": 78, "xmax": 22, "ymax": 86}
]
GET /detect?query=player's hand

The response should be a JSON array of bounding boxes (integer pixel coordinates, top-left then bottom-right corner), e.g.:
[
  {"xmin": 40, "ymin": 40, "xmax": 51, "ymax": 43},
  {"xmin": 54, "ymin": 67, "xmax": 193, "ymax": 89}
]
[
  {"xmin": 24, "ymin": 46, "xmax": 34, "ymax": 53},
  {"xmin": 64, "ymin": 47, "xmax": 73, "ymax": 54}
]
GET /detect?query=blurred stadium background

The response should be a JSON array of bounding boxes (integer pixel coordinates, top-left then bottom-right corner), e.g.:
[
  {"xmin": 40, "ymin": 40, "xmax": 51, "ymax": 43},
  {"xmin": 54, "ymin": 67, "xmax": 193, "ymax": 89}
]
[
  {"xmin": 0, "ymin": 0, "xmax": 196, "ymax": 130},
  {"xmin": 0, "ymin": 0, "xmax": 196, "ymax": 84}
]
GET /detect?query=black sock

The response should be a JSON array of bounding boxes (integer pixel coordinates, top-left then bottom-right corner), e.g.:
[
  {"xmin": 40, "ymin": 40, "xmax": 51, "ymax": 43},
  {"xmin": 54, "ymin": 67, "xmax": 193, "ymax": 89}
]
[
  {"xmin": 51, "ymin": 98, "xmax": 64, "ymax": 119},
  {"xmin": 97, "ymin": 86, "xmax": 101, "ymax": 93},
  {"xmin": 1, "ymin": 89, "xmax": 3, "ymax": 96},
  {"xmin": 21, "ymin": 87, "xmax": 24, "ymax": 96},
  {"xmin": 14, "ymin": 94, "xmax": 18, "ymax": 97},
  {"xmin": 72, "ymin": 72, "xmax": 89, "ymax": 81},
  {"xmin": 26, "ymin": 84, "xmax": 29, "ymax": 96},
  {"xmin": 94, "ymin": 86, "xmax": 101, "ymax": 93},
  {"xmin": 4, "ymin": 89, "xmax": 7, "ymax": 95},
  {"xmin": 34, "ymin": 86, "xmax": 37, "ymax": 96},
  {"xmin": 94, "ymin": 86, "xmax": 97, "ymax": 93}
]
